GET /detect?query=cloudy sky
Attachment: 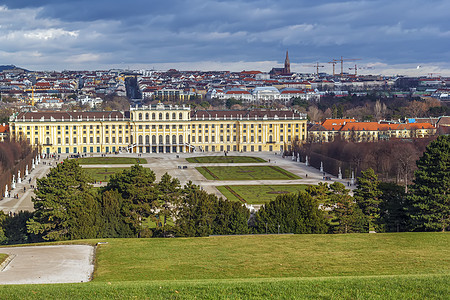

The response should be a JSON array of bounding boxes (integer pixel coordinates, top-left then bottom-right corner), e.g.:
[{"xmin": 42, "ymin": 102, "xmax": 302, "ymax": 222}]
[{"xmin": 1, "ymin": 0, "xmax": 449, "ymax": 75}]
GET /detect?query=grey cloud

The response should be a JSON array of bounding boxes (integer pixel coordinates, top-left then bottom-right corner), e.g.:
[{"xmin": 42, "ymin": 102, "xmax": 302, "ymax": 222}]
[{"xmin": 0, "ymin": 0, "xmax": 449, "ymax": 71}]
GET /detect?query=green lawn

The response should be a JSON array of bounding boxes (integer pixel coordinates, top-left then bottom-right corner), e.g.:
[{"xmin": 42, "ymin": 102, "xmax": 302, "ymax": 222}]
[
  {"xmin": 143, "ymin": 217, "xmax": 174, "ymax": 229},
  {"xmin": 92, "ymin": 233, "xmax": 449, "ymax": 281},
  {"xmin": 0, "ymin": 274, "xmax": 447, "ymax": 299},
  {"xmin": 186, "ymin": 156, "xmax": 266, "ymax": 163},
  {"xmin": 0, "ymin": 233, "xmax": 448, "ymax": 299},
  {"xmin": 76, "ymin": 157, "xmax": 147, "ymax": 165},
  {"xmin": 217, "ymin": 184, "xmax": 309, "ymax": 204},
  {"xmin": 83, "ymin": 167, "xmax": 130, "ymax": 182},
  {"xmin": 0, "ymin": 253, "xmax": 8, "ymax": 264},
  {"xmin": 196, "ymin": 165, "xmax": 301, "ymax": 180}
]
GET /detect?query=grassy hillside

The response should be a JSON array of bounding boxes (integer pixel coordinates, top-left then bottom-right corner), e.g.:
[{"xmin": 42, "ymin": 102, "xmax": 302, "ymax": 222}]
[
  {"xmin": 93, "ymin": 233, "xmax": 448, "ymax": 281},
  {"xmin": 1, "ymin": 274, "xmax": 448, "ymax": 299},
  {"xmin": 0, "ymin": 233, "xmax": 448, "ymax": 299}
]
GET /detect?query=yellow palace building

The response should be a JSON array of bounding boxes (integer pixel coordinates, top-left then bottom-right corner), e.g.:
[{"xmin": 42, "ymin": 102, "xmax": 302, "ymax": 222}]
[{"xmin": 9, "ymin": 104, "xmax": 307, "ymax": 154}]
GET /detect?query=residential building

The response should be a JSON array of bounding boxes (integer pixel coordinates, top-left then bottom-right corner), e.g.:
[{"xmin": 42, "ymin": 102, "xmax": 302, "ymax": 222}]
[
  {"xmin": 308, "ymin": 119, "xmax": 436, "ymax": 142},
  {"xmin": 0, "ymin": 124, "xmax": 8, "ymax": 142}
]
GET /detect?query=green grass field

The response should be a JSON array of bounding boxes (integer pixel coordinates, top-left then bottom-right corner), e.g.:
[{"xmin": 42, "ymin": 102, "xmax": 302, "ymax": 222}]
[
  {"xmin": 0, "ymin": 253, "xmax": 8, "ymax": 264},
  {"xmin": 0, "ymin": 274, "xmax": 447, "ymax": 299},
  {"xmin": 196, "ymin": 165, "xmax": 301, "ymax": 180},
  {"xmin": 217, "ymin": 184, "xmax": 309, "ymax": 204},
  {"xmin": 83, "ymin": 167, "xmax": 131, "ymax": 182},
  {"xmin": 186, "ymin": 156, "xmax": 266, "ymax": 163},
  {"xmin": 0, "ymin": 233, "xmax": 448, "ymax": 299},
  {"xmin": 76, "ymin": 157, "xmax": 147, "ymax": 165}
]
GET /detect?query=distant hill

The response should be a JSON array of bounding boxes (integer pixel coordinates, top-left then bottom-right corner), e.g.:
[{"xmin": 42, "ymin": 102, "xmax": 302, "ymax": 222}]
[{"xmin": 0, "ymin": 65, "xmax": 29, "ymax": 72}]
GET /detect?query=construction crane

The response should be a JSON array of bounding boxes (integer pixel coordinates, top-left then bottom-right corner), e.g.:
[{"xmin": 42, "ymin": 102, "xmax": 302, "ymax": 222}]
[
  {"xmin": 333, "ymin": 56, "xmax": 361, "ymax": 77},
  {"xmin": 328, "ymin": 61, "xmax": 338, "ymax": 76},
  {"xmin": 348, "ymin": 64, "xmax": 374, "ymax": 76},
  {"xmin": 24, "ymin": 87, "xmax": 36, "ymax": 106},
  {"xmin": 303, "ymin": 62, "xmax": 325, "ymax": 75}
]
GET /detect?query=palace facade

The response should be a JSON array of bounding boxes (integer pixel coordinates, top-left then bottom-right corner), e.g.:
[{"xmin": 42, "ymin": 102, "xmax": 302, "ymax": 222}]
[{"xmin": 9, "ymin": 104, "xmax": 307, "ymax": 154}]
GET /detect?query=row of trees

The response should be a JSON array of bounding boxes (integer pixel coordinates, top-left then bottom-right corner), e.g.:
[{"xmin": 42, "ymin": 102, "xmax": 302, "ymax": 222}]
[
  {"xmin": 351, "ymin": 135, "xmax": 449, "ymax": 232},
  {"xmin": 0, "ymin": 135, "xmax": 447, "ymax": 244},
  {"xmin": 0, "ymin": 140, "xmax": 34, "ymax": 174},
  {"xmin": 299, "ymin": 138, "xmax": 433, "ymax": 185},
  {"xmin": 21, "ymin": 161, "xmax": 253, "ymax": 241},
  {"xmin": 305, "ymin": 94, "xmax": 449, "ymax": 122}
]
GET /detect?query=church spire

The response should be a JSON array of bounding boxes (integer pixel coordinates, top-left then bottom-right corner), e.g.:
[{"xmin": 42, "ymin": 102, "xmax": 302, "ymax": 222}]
[{"xmin": 284, "ymin": 50, "xmax": 290, "ymax": 74}]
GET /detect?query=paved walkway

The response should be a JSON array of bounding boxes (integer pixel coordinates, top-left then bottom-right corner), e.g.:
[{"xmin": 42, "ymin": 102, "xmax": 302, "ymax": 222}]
[
  {"xmin": 0, "ymin": 157, "xmax": 59, "ymax": 214},
  {"xmin": 0, "ymin": 245, "xmax": 94, "ymax": 284},
  {"xmin": 0, "ymin": 151, "xmax": 355, "ymax": 213}
]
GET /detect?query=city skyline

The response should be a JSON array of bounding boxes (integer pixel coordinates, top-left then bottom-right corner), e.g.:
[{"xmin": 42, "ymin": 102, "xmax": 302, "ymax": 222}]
[{"xmin": 1, "ymin": 1, "xmax": 450, "ymax": 75}]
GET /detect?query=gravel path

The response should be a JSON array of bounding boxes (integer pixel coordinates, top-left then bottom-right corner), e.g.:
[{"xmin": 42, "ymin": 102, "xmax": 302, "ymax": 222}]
[{"xmin": 0, "ymin": 245, "xmax": 94, "ymax": 285}]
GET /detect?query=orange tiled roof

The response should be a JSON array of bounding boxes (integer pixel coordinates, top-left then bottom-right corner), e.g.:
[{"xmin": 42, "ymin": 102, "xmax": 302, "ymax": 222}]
[
  {"xmin": 341, "ymin": 122, "xmax": 394, "ymax": 131},
  {"xmin": 322, "ymin": 118, "xmax": 356, "ymax": 127},
  {"xmin": 399, "ymin": 123, "xmax": 435, "ymax": 130},
  {"xmin": 339, "ymin": 122, "xmax": 435, "ymax": 131},
  {"xmin": 0, "ymin": 124, "xmax": 9, "ymax": 133}
]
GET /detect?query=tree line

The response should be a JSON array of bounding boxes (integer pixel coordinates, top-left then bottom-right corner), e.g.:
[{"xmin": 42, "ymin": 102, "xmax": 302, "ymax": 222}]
[
  {"xmin": 305, "ymin": 94, "xmax": 449, "ymax": 122},
  {"xmin": 0, "ymin": 135, "xmax": 447, "ymax": 244},
  {"xmin": 0, "ymin": 140, "xmax": 33, "ymax": 174},
  {"xmin": 298, "ymin": 137, "xmax": 434, "ymax": 186}
]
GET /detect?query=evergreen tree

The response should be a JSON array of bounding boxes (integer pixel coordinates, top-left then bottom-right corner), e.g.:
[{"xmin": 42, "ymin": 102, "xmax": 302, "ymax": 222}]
[
  {"xmin": 0, "ymin": 212, "xmax": 8, "ymax": 244},
  {"xmin": 104, "ymin": 164, "xmax": 158, "ymax": 235},
  {"xmin": 212, "ymin": 198, "xmax": 250, "ymax": 235},
  {"xmin": 408, "ymin": 135, "xmax": 450, "ymax": 232},
  {"xmin": 27, "ymin": 159, "xmax": 100, "ymax": 241},
  {"xmin": 3, "ymin": 211, "xmax": 37, "ymax": 244},
  {"xmin": 329, "ymin": 182, "xmax": 367, "ymax": 233},
  {"xmin": 156, "ymin": 172, "xmax": 181, "ymax": 235},
  {"xmin": 175, "ymin": 182, "xmax": 215, "ymax": 237},
  {"xmin": 379, "ymin": 182, "xmax": 408, "ymax": 232},
  {"xmin": 253, "ymin": 191, "xmax": 328, "ymax": 234},
  {"xmin": 354, "ymin": 168, "xmax": 382, "ymax": 231},
  {"xmin": 306, "ymin": 182, "xmax": 330, "ymax": 205},
  {"xmin": 67, "ymin": 191, "xmax": 101, "ymax": 239},
  {"xmin": 100, "ymin": 189, "xmax": 135, "ymax": 237}
]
